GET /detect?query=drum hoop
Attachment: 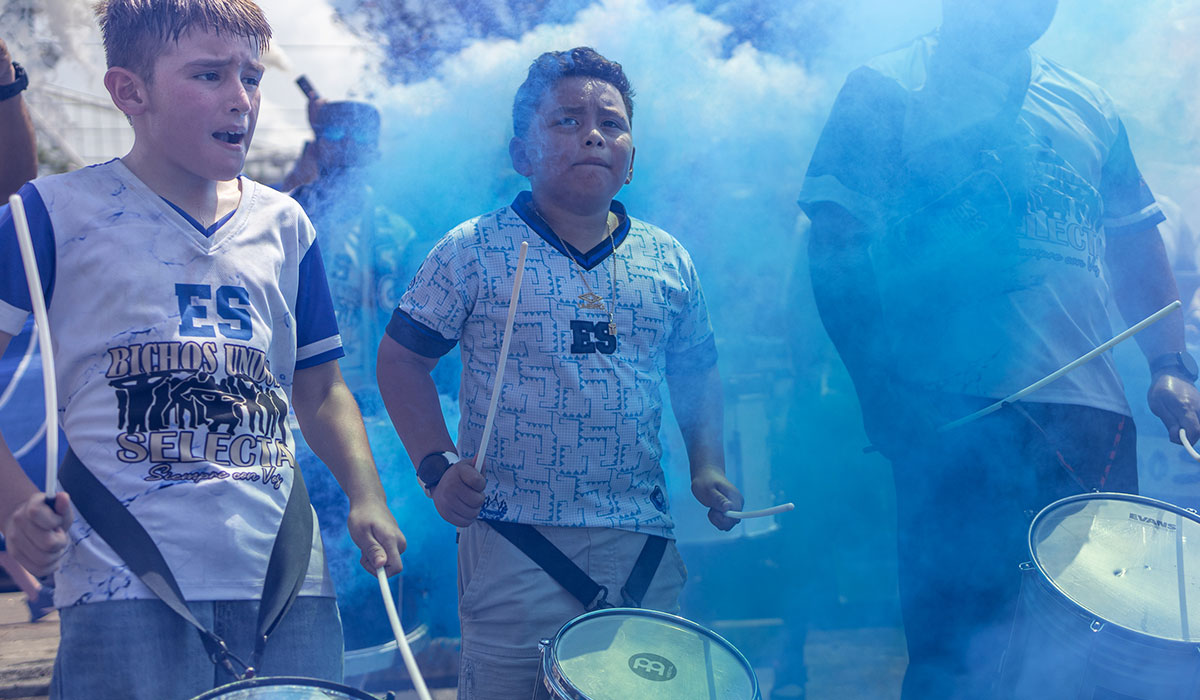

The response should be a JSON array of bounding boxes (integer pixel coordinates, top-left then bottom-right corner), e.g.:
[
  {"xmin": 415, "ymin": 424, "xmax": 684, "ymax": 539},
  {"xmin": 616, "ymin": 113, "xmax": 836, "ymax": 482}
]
[
  {"xmin": 1027, "ymin": 491, "xmax": 1200, "ymax": 645},
  {"xmin": 189, "ymin": 676, "xmax": 379, "ymax": 699},
  {"xmin": 543, "ymin": 607, "xmax": 761, "ymax": 699}
]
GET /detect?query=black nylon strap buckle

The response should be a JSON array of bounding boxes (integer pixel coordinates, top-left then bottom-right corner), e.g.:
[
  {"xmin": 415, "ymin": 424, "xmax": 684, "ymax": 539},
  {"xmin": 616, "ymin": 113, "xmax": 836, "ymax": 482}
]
[
  {"xmin": 205, "ymin": 636, "xmax": 255, "ymax": 681},
  {"xmin": 587, "ymin": 585, "xmax": 612, "ymax": 612}
]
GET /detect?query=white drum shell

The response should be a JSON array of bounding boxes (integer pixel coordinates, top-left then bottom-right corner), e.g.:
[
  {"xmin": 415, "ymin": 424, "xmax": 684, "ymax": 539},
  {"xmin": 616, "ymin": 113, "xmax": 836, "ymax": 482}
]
[{"xmin": 1000, "ymin": 493, "xmax": 1200, "ymax": 700}]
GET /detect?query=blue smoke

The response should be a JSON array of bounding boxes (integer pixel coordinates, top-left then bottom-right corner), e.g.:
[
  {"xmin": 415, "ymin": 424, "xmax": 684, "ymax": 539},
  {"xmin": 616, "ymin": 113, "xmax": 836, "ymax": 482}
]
[{"xmin": 300, "ymin": 1, "xmax": 1200, "ymax": 691}]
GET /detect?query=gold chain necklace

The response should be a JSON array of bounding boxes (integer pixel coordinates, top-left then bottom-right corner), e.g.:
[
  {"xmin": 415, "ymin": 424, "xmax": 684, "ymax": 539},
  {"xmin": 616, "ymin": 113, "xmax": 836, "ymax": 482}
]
[{"xmin": 537, "ymin": 205, "xmax": 621, "ymax": 337}]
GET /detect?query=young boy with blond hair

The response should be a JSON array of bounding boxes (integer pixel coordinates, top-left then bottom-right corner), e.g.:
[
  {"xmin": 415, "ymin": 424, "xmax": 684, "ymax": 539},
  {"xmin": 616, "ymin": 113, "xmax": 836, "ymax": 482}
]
[{"xmin": 0, "ymin": 1, "xmax": 405, "ymax": 696}]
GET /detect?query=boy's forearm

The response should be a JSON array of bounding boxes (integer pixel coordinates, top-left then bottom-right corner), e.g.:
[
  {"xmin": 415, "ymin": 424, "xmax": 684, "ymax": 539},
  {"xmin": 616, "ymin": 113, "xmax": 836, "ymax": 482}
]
[
  {"xmin": 0, "ymin": 433, "xmax": 40, "ymax": 529},
  {"xmin": 291, "ymin": 362, "xmax": 385, "ymax": 504},
  {"xmin": 0, "ymin": 332, "xmax": 39, "ymax": 526},
  {"xmin": 667, "ymin": 362, "xmax": 726, "ymax": 478},
  {"xmin": 0, "ymin": 58, "xmax": 37, "ymax": 197},
  {"xmin": 377, "ymin": 336, "xmax": 456, "ymax": 467}
]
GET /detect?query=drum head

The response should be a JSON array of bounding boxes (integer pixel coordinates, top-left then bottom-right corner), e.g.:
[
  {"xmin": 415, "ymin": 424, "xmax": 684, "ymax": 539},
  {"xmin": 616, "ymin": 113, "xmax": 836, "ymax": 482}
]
[
  {"xmin": 1031, "ymin": 493, "xmax": 1200, "ymax": 642},
  {"xmin": 546, "ymin": 608, "xmax": 759, "ymax": 699},
  {"xmin": 189, "ymin": 676, "xmax": 379, "ymax": 699}
]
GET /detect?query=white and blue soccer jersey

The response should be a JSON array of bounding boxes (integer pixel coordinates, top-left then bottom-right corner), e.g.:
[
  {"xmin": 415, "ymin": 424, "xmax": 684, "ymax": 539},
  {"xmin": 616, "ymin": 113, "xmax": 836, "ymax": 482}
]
[
  {"xmin": 0, "ymin": 159, "xmax": 343, "ymax": 606},
  {"xmin": 388, "ymin": 193, "xmax": 717, "ymax": 538},
  {"xmin": 799, "ymin": 35, "xmax": 1164, "ymax": 413}
]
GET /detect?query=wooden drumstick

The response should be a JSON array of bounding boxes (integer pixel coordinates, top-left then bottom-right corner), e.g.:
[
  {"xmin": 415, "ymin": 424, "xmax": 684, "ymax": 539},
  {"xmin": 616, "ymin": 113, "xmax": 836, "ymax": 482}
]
[
  {"xmin": 475, "ymin": 241, "xmax": 528, "ymax": 475},
  {"xmin": 10, "ymin": 194, "xmax": 58, "ymax": 500},
  {"xmin": 376, "ymin": 567, "xmax": 433, "ymax": 700}
]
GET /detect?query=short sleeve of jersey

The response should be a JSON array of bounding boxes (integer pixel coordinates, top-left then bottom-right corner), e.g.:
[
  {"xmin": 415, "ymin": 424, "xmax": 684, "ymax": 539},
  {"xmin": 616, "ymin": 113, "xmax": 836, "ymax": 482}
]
[
  {"xmin": 1100, "ymin": 119, "xmax": 1165, "ymax": 236},
  {"xmin": 0, "ymin": 184, "xmax": 55, "ymax": 336},
  {"xmin": 386, "ymin": 231, "xmax": 471, "ymax": 358},
  {"xmin": 797, "ymin": 67, "xmax": 907, "ymax": 231},
  {"xmin": 294, "ymin": 238, "xmax": 345, "ymax": 369},
  {"xmin": 665, "ymin": 246, "xmax": 718, "ymax": 376}
]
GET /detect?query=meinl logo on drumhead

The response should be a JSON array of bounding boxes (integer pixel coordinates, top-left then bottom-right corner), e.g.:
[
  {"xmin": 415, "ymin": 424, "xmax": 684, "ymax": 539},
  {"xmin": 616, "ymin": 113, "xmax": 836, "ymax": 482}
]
[
  {"xmin": 1129, "ymin": 512, "xmax": 1176, "ymax": 531},
  {"xmin": 629, "ymin": 653, "xmax": 677, "ymax": 681}
]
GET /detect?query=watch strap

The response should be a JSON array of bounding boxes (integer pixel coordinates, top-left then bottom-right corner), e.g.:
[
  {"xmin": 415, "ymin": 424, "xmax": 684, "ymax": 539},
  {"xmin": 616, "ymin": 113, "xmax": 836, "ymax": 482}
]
[
  {"xmin": 0, "ymin": 63, "xmax": 28, "ymax": 102},
  {"xmin": 1150, "ymin": 351, "xmax": 1199, "ymax": 382},
  {"xmin": 417, "ymin": 450, "xmax": 458, "ymax": 495}
]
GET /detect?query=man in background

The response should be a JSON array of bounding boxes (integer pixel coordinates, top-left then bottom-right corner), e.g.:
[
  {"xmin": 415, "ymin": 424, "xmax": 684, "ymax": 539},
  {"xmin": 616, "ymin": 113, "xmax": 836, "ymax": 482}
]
[
  {"xmin": 802, "ymin": 0, "xmax": 1200, "ymax": 697},
  {"xmin": 287, "ymin": 98, "xmax": 419, "ymax": 410}
]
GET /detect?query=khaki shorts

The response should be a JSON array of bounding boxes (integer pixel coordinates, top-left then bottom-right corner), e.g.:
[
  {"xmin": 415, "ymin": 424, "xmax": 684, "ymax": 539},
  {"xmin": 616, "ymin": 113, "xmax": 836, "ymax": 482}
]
[{"xmin": 456, "ymin": 520, "xmax": 686, "ymax": 700}]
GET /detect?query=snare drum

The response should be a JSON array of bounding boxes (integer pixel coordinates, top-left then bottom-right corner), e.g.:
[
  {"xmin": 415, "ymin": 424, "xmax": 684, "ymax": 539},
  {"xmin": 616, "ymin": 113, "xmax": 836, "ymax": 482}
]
[
  {"xmin": 1000, "ymin": 493, "xmax": 1200, "ymax": 699},
  {"xmin": 189, "ymin": 676, "xmax": 380, "ymax": 699},
  {"xmin": 535, "ymin": 607, "xmax": 760, "ymax": 699}
]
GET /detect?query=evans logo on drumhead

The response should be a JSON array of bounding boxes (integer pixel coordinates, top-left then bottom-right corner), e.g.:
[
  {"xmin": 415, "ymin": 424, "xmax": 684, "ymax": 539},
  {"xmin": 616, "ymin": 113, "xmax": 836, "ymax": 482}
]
[
  {"xmin": 1130, "ymin": 513, "xmax": 1177, "ymax": 531},
  {"xmin": 628, "ymin": 653, "xmax": 677, "ymax": 681}
]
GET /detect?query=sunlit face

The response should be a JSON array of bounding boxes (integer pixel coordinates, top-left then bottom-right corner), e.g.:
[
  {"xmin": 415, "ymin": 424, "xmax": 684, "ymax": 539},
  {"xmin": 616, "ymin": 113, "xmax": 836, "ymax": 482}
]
[
  {"xmin": 512, "ymin": 76, "xmax": 635, "ymax": 214},
  {"xmin": 944, "ymin": 0, "xmax": 1059, "ymax": 51},
  {"xmin": 137, "ymin": 28, "xmax": 264, "ymax": 184}
]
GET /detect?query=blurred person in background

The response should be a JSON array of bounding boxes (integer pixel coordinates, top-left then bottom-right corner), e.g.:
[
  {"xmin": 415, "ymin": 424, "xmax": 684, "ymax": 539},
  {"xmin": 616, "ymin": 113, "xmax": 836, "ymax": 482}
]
[
  {"xmin": 0, "ymin": 34, "xmax": 55, "ymax": 624},
  {"xmin": 801, "ymin": 0, "xmax": 1200, "ymax": 697}
]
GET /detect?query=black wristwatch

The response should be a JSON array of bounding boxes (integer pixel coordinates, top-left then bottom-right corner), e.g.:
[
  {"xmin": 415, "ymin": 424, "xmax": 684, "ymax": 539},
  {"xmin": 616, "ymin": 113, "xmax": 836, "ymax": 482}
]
[
  {"xmin": 0, "ymin": 63, "xmax": 28, "ymax": 102},
  {"xmin": 1150, "ymin": 351, "xmax": 1199, "ymax": 383},
  {"xmin": 416, "ymin": 450, "xmax": 458, "ymax": 496}
]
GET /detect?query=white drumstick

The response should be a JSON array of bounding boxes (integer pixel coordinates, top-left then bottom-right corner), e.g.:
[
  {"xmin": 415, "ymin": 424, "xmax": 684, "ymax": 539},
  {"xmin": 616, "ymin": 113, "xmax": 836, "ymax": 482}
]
[
  {"xmin": 940, "ymin": 300, "xmax": 1182, "ymax": 432},
  {"xmin": 376, "ymin": 567, "xmax": 433, "ymax": 700},
  {"xmin": 10, "ymin": 194, "xmax": 58, "ymax": 497},
  {"xmin": 725, "ymin": 502, "xmax": 795, "ymax": 520},
  {"xmin": 1180, "ymin": 429, "xmax": 1200, "ymax": 463},
  {"xmin": 475, "ymin": 241, "xmax": 528, "ymax": 474}
]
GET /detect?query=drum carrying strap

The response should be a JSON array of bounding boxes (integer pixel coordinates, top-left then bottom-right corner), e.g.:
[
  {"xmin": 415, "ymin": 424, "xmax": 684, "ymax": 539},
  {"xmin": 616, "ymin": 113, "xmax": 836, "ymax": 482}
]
[
  {"xmin": 58, "ymin": 449, "xmax": 313, "ymax": 679},
  {"xmin": 484, "ymin": 519, "xmax": 667, "ymax": 611}
]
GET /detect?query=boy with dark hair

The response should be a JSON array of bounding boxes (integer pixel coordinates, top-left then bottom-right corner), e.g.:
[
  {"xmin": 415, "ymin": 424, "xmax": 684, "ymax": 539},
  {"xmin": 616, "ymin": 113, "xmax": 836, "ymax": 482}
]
[
  {"xmin": 378, "ymin": 46, "xmax": 743, "ymax": 698},
  {"xmin": 0, "ymin": 1, "xmax": 405, "ymax": 697}
]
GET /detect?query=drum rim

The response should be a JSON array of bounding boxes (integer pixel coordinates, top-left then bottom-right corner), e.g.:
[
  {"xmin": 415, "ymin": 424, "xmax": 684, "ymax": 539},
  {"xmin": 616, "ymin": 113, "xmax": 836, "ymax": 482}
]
[
  {"xmin": 542, "ymin": 606, "xmax": 761, "ymax": 699},
  {"xmin": 1027, "ymin": 491, "xmax": 1200, "ymax": 644},
  {"xmin": 189, "ymin": 675, "xmax": 379, "ymax": 699}
]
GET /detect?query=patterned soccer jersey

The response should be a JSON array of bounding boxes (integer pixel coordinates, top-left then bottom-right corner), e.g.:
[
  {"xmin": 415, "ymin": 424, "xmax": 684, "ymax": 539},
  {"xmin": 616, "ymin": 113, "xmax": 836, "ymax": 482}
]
[
  {"xmin": 388, "ymin": 193, "xmax": 717, "ymax": 538},
  {"xmin": 0, "ymin": 160, "xmax": 342, "ymax": 605}
]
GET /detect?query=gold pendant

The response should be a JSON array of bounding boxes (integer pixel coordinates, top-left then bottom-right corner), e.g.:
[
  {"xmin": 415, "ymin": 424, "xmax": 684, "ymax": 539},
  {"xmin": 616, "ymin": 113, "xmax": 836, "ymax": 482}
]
[{"xmin": 608, "ymin": 322, "xmax": 618, "ymax": 337}]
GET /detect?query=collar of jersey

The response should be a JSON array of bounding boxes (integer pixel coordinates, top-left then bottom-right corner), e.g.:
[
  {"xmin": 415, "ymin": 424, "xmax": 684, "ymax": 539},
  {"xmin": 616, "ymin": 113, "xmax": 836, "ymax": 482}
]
[
  {"xmin": 511, "ymin": 191, "xmax": 630, "ymax": 271},
  {"xmin": 160, "ymin": 197, "xmax": 237, "ymax": 237},
  {"xmin": 107, "ymin": 158, "xmax": 250, "ymax": 250}
]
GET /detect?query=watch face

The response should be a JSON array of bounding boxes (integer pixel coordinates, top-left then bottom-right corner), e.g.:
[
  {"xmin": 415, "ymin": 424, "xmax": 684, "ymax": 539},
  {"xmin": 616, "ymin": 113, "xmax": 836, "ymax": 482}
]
[{"xmin": 418, "ymin": 452, "xmax": 452, "ymax": 487}]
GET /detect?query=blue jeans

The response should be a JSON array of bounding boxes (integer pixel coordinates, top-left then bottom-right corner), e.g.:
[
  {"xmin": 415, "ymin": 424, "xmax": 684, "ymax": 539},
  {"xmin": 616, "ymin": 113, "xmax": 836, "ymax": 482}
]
[{"xmin": 50, "ymin": 596, "xmax": 343, "ymax": 700}]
